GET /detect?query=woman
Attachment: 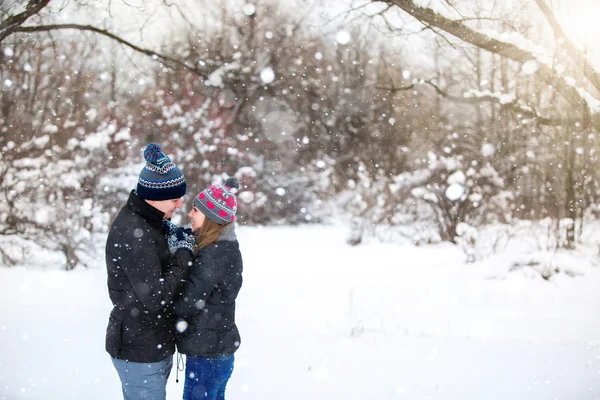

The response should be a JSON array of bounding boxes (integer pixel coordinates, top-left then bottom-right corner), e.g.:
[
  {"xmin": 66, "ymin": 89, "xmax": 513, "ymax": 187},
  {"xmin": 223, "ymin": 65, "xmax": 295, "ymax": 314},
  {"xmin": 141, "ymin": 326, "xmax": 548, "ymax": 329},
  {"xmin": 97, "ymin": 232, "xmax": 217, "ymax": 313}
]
[{"xmin": 173, "ymin": 177, "xmax": 243, "ymax": 400}]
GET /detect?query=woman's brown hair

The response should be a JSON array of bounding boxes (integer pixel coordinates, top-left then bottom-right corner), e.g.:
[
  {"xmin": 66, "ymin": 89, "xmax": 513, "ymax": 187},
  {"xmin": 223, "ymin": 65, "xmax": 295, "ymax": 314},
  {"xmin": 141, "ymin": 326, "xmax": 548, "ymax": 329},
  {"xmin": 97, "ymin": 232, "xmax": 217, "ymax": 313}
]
[{"xmin": 195, "ymin": 217, "xmax": 231, "ymax": 252}]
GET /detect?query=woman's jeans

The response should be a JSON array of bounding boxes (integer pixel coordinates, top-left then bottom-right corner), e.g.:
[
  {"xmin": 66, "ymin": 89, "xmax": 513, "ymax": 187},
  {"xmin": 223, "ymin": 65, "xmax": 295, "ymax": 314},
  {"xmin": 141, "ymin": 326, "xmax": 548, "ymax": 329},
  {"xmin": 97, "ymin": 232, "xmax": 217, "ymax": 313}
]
[
  {"xmin": 182, "ymin": 354, "xmax": 234, "ymax": 400},
  {"xmin": 111, "ymin": 356, "xmax": 173, "ymax": 400}
]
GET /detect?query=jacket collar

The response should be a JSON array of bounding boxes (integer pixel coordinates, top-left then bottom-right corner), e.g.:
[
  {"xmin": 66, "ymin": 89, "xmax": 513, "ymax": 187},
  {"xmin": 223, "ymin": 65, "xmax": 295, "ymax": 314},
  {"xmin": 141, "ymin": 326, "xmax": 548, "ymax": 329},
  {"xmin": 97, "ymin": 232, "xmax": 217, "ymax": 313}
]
[
  {"xmin": 126, "ymin": 190, "xmax": 165, "ymax": 230},
  {"xmin": 217, "ymin": 223, "xmax": 237, "ymax": 242}
]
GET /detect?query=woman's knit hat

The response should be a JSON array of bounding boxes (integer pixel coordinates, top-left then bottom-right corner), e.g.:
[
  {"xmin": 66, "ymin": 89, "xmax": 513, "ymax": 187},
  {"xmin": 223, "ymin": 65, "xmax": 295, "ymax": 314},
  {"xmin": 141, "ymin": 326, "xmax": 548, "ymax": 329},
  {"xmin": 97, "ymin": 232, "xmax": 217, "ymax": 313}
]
[
  {"xmin": 193, "ymin": 177, "xmax": 240, "ymax": 224},
  {"xmin": 137, "ymin": 143, "xmax": 187, "ymax": 200}
]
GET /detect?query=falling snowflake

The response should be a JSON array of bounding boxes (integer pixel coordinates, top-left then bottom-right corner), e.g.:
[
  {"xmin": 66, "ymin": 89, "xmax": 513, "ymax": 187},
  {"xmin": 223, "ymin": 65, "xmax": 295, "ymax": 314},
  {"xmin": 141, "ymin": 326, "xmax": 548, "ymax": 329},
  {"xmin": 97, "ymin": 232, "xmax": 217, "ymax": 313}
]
[
  {"xmin": 445, "ymin": 183, "xmax": 465, "ymax": 201},
  {"xmin": 218, "ymin": 89, "xmax": 236, "ymax": 108},
  {"xmin": 195, "ymin": 299, "xmax": 206, "ymax": 309},
  {"xmin": 176, "ymin": 320, "xmax": 188, "ymax": 333},
  {"xmin": 260, "ymin": 67, "xmax": 275, "ymax": 84},
  {"xmin": 335, "ymin": 30, "xmax": 351, "ymax": 45},
  {"xmin": 238, "ymin": 191, "xmax": 255, "ymax": 203},
  {"xmin": 521, "ymin": 60, "xmax": 539, "ymax": 75},
  {"xmin": 242, "ymin": 3, "xmax": 256, "ymax": 16},
  {"xmin": 447, "ymin": 170, "xmax": 466, "ymax": 185},
  {"xmin": 481, "ymin": 143, "xmax": 496, "ymax": 157},
  {"xmin": 208, "ymin": 72, "xmax": 223, "ymax": 87}
]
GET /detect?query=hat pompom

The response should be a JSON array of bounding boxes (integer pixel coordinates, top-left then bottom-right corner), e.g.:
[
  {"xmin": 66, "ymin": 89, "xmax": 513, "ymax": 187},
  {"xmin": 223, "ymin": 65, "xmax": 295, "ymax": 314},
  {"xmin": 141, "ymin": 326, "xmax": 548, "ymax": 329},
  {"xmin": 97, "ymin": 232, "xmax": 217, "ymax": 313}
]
[
  {"xmin": 224, "ymin": 177, "xmax": 240, "ymax": 190},
  {"xmin": 144, "ymin": 142, "xmax": 163, "ymax": 163}
]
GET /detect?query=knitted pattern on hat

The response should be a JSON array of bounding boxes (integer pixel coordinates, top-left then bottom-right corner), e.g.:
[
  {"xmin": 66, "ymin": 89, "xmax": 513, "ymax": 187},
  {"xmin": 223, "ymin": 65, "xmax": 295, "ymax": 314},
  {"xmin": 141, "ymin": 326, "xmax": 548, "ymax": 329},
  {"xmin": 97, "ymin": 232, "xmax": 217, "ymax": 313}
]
[
  {"xmin": 137, "ymin": 143, "xmax": 187, "ymax": 200},
  {"xmin": 193, "ymin": 177, "xmax": 240, "ymax": 224}
]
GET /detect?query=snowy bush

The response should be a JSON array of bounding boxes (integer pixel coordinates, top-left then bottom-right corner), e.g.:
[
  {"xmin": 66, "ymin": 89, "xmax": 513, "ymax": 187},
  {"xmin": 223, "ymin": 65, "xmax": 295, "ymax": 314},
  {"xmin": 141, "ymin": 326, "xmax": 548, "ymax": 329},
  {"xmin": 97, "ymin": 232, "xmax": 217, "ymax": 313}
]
[
  {"xmin": 455, "ymin": 222, "xmax": 478, "ymax": 263},
  {"xmin": 0, "ymin": 124, "xmax": 128, "ymax": 269},
  {"xmin": 343, "ymin": 162, "xmax": 397, "ymax": 245},
  {"xmin": 393, "ymin": 152, "xmax": 507, "ymax": 243}
]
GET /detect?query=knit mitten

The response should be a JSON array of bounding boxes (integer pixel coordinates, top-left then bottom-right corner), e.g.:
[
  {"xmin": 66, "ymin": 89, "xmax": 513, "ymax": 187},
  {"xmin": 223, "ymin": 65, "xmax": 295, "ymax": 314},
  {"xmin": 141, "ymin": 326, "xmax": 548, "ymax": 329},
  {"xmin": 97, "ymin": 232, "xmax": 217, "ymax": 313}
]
[
  {"xmin": 175, "ymin": 227, "xmax": 196, "ymax": 255},
  {"xmin": 164, "ymin": 220, "xmax": 180, "ymax": 255}
]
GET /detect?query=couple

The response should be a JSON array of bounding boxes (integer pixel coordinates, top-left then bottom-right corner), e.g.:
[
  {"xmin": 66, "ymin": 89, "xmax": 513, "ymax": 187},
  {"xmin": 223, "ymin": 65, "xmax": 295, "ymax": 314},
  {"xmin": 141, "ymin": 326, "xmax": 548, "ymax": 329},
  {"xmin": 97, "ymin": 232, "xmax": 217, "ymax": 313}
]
[{"xmin": 105, "ymin": 143, "xmax": 243, "ymax": 400}]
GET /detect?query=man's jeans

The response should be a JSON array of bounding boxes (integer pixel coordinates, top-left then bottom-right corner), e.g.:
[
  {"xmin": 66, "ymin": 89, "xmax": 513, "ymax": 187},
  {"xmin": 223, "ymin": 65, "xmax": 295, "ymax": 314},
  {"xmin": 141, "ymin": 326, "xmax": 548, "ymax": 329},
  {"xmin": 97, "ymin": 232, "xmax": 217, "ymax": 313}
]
[
  {"xmin": 182, "ymin": 354, "xmax": 234, "ymax": 400},
  {"xmin": 112, "ymin": 356, "xmax": 173, "ymax": 400}
]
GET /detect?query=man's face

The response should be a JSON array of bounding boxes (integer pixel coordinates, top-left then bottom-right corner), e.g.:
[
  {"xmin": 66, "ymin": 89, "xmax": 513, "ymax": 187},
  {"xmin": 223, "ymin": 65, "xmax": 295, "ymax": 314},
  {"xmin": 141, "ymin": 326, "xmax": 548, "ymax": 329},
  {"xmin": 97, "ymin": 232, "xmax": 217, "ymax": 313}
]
[{"xmin": 146, "ymin": 198, "xmax": 183, "ymax": 219}]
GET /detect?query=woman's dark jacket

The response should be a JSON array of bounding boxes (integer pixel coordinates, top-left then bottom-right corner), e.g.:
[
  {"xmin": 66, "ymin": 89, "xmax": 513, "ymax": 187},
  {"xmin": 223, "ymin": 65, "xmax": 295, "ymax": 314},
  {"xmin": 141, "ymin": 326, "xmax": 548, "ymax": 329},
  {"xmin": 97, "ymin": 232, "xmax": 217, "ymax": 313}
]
[
  {"xmin": 173, "ymin": 230, "xmax": 243, "ymax": 357},
  {"xmin": 105, "ymin": 190, "xmax": 192, "ymax": 363}
]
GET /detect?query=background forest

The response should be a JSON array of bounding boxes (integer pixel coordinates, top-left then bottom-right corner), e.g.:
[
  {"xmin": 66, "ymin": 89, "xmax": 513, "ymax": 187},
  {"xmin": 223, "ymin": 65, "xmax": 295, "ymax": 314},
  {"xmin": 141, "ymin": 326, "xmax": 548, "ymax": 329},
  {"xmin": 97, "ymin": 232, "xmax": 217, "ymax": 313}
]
[{"xmin": 1, "ymin": 0, "xmax": 600, "ymax": 268}]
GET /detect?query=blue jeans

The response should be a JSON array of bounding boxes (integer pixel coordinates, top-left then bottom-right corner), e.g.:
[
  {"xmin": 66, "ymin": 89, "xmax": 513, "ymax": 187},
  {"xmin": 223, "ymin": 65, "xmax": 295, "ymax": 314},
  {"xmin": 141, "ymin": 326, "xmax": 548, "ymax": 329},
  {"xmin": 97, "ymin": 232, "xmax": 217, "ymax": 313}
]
[
  {"xmin": 182, "ymin": 354, "xmax": 234, "ymax": 400},
  {"xmin": 112, "ymin": 356, "xmax": 173, "ymax": 400}
]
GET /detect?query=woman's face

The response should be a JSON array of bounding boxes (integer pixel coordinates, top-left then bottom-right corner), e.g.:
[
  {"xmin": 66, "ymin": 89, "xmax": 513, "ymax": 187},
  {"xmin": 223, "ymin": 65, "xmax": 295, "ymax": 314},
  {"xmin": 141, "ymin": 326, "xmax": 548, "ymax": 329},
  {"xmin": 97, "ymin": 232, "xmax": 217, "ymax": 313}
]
[{"xmin": 188, "ymin": 206, "xmax": 206, "ymax": 232}]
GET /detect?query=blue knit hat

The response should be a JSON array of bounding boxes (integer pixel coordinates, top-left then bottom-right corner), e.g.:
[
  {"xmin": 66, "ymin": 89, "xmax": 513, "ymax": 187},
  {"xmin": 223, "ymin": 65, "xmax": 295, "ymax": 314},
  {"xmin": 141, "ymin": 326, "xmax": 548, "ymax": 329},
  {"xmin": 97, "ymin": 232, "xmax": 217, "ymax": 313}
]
[{"xmin": 137, "ymin": 143, "xmax": 187, "ymax": 200}]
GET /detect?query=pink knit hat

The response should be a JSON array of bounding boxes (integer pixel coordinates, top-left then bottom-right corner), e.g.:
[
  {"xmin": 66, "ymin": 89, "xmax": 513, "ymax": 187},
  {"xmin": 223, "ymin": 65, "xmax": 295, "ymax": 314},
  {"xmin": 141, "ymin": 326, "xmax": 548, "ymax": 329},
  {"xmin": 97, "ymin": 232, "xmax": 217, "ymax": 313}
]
[{"xmin": 193, "ymin": 177, "xmax": 239, "ymax": 224}]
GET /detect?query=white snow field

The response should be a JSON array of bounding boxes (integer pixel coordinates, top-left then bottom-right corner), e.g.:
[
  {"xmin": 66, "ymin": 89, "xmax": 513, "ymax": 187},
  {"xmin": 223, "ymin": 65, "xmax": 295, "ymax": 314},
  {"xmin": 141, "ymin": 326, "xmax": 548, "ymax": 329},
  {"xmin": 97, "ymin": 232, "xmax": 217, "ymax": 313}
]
[{"xmin": 1, "ymin": 224, "xmax": 599, "ymax": 399}]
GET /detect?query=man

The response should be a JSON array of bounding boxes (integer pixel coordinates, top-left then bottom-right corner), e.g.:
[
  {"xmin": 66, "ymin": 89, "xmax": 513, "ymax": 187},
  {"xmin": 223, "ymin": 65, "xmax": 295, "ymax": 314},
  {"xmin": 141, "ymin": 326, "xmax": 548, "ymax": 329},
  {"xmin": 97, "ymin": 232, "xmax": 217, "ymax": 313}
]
[{"xmin": 105, "ymin": 142, "xmax": 194, "ymax": 400}]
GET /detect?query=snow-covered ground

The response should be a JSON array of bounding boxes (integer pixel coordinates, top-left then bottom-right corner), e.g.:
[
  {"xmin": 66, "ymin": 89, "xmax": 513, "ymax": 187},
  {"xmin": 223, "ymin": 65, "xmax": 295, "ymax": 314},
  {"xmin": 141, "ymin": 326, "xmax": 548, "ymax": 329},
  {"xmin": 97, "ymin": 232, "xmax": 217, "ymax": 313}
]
[{"xmin": 1, "ymin": 223, "xmax": 600, "ymax": 399}]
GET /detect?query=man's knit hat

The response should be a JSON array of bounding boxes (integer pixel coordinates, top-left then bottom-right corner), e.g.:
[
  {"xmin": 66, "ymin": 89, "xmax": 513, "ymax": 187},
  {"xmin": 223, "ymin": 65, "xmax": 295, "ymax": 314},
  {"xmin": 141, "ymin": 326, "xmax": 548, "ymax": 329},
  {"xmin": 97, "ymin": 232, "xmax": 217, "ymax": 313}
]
[
  {"xmin": 137, "ymin": 143, "xmax": 187, "ymax": 200},
  {"xmin": 193, "ymin": 177, "xmax": 240, "ymax": 224}
]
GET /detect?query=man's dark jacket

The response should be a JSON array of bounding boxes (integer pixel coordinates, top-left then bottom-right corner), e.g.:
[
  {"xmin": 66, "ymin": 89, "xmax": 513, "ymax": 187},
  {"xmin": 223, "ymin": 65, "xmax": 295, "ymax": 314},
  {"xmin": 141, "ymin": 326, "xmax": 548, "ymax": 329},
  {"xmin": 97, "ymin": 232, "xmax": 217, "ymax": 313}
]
[
  {"xmin": 105, "ymin": 190, "xmax": 191, "ymax": 363},
  {"xmin": 173, "ymin": 236, "xmax": 243, "ymax": 357}
]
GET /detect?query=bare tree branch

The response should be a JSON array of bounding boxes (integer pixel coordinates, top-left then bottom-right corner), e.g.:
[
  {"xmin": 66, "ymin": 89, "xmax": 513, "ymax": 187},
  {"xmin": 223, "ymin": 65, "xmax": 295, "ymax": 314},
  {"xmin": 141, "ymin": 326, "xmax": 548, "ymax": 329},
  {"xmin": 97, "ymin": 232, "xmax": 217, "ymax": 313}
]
[
  {"xmin": 0, "ymin": 0, "xmax": 52, "ymax": 42},
  {"xmin": 11, "ymin": 23, "xmax": 208, "ymax": 78},
  {"xmin": 377, "ymin": 0, "xmax": 599, "ymax": 131},
  {"xmin": 378, "ymin": 79, "xmax": 576, "ymax": 126}
]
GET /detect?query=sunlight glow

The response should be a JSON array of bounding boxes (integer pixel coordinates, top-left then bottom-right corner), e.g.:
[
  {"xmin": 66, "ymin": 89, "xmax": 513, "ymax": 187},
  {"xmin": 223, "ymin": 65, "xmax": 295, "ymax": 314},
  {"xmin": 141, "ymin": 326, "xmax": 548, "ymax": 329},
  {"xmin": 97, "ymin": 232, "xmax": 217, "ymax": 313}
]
[{"xmin": 557, "ymin": 1, "xmax": 600, "ymax": 50}]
